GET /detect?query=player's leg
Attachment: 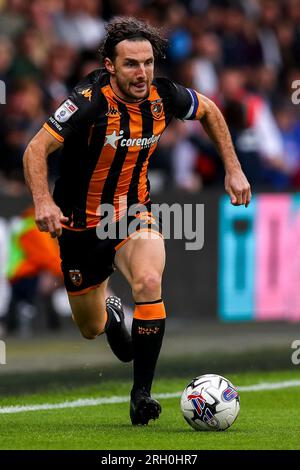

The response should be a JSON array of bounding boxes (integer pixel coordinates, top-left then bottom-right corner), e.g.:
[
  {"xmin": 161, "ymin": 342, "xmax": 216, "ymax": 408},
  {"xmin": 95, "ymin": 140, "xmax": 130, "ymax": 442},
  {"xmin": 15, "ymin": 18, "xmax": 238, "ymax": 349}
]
[
  {"xmin": 68, "ymin": 280, "xmax": 108, "ymax": 338},
  {"xmin": 58, "ymin": 228, "xmax": 132, "ymax": 362},
  {"xmin": 68, "ymin": 279, "xmax": 133, "ymax": 362},
  {"xmin": 115, "ymin": 233, "xmax": 166, "ymax": 424}
]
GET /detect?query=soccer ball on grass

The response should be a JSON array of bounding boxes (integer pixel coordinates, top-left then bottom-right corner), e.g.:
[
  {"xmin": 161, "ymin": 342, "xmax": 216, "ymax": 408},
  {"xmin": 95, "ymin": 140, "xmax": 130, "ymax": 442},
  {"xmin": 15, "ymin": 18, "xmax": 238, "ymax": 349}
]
[{"xmin": 180, "ymin": 374, "xmax": 240, "ymax": 431}]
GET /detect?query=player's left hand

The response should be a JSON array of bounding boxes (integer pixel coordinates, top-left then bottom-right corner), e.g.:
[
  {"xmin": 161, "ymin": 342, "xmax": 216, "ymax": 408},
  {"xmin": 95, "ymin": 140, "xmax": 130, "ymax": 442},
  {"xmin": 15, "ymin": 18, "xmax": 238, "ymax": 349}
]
[{"xmin": 225, "ymin": 168, "xmax": 251, "ymax": 207}]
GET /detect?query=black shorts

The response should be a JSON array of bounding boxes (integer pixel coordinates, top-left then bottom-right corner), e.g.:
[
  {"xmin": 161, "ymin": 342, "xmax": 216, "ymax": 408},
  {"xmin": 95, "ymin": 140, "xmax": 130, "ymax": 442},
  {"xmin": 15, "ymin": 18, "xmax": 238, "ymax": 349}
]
[{"xmin": 58, "ymin": 206, "xmax": 162, "ymax": 295}]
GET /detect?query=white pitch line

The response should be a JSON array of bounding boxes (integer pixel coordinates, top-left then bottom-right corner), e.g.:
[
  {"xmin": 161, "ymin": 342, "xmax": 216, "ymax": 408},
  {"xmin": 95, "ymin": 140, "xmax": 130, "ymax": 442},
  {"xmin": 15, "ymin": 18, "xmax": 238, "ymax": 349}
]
[{"xmin": 0, "ymin": 379, "xmax": 299, "ymax": 415}]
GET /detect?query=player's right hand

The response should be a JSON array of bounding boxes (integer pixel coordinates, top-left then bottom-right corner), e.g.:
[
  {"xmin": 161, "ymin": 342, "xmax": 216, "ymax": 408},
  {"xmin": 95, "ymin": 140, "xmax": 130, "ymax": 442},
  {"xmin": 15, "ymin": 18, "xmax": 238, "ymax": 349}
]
[{"xmin": 35, "ymin": 200, "xmax": 69, "ymax": 238}]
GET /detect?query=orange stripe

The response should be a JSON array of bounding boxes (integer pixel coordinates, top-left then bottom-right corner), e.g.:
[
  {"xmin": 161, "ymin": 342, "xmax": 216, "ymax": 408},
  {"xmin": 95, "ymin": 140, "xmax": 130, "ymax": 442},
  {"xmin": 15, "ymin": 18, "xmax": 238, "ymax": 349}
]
[
  {"xmin": 67, "ymin": 283, "xmax": 102, "ymax": 296},
  {"xmin": 113, "ymin": 104, "xmax": 144, "ymax": 220},
  {"xmin": 138, "ymin": 86, "xmax": 166, "ymax": 203},
  {"xmin": 86, "ymin": 85, "xmax": 121, "ymax": 227},
  {"xmin": 114, "ymin": 228, "xmax": 164, "ymax": 251},
  {"xmin": 43, "ymin": 123, "xmax": 64, "ymax": 142},
  {"xmin": 133, "ymin": 301, "xmax": 166, "ymax": 320},
  {"xmin": 61, "ymin": 224, "xmax": 87, "ymax": 232}
]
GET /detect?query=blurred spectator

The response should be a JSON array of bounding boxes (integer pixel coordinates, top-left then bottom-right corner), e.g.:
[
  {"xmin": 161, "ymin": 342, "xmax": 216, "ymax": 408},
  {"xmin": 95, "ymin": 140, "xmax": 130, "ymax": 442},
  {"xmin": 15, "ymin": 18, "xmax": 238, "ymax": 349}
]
[
  {"xmin": 222, "ymin": 97, "xmax": 263, "ymax": 187},
  {"xmin": 0, "ymin": 0, "xmax": 27, "ymax": 39},
  {"xmin": 108, "ymin": 0, "xmax": 143, "ymax": 17},
  {"xmin": 53, "ymin": 0, "xmax": 105, "ymax": 50},
  {"xmin": 3, "ymin": 207, "xmax": 63, "ymax": 336},
  {"xmin": 172, "ymin": 120, "xmax": 205, "ymax": 192},
  {"xmin": 0, "ymin": 79, "xmax": 46, "ymax": 193},
  {"xmin": 260, "ymin": 0, "xmax": 282, "ymax": 29},
  {"xmin": 258, "ymin": 0, "xmax": 282, "ymax": 69},
  {"xmin": 274, "ymin": 101, "xmax": 300, "ymax": 189},
  {"xmin": 26, "ymin": 0, "xmax": 57, "ymax": 39},
  {"xmin": 165, "ymin": 3, "xmax": 193, "ymax": 63},
  {"xmin": 287, "ymin": 0, "xmax": 300, "ymax": 64},
  {"xmin": 9, "ymin": 27, "xmax": 47, "ymax": 80},
  {"xmin": 221, "ymin": 4, "xmax": 263, "ymax": 68},
  {"xmin": 0, "ymin": 35, "xmax": 14, "ymax": 82},
  {"xmin": 276, "ymin": 20, "xmax": 298, "ymax": 72},
  {"xmin": 192, "ymin": 31, "xmax": 222, "ymax": 97},
  {"xmin": 74, "ymin": 50, "xmax": 101, "ymax": 81},
  {"xmin": 252, "ymin": 65, "xmax": 280, "ymax": 106},
  {"xmin": 42, "ymin": 44, "xmax": 78, "ymax": 108}
]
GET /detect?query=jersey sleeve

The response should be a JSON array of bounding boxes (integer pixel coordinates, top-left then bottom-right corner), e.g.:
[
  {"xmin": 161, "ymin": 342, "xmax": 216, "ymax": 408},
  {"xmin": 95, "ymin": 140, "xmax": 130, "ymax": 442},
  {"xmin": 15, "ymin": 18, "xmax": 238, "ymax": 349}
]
[
  {"xmin": 43, "ymin": 92, "xmax": 87, "ymax": 142},
  {"xmin": 171, "ymin": 83, "xmax": 204, "ymax": 120},
  {"xmin": 43, "ymin": 71, "xmax": 101, "ymax": 142}
]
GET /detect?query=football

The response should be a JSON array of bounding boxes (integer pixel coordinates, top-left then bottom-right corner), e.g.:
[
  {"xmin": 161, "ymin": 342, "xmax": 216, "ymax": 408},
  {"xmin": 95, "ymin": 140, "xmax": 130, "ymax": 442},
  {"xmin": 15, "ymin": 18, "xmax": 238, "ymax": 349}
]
[{"xmin": 180, "ymin": 374, "xmax": 240, "ymax": 431}]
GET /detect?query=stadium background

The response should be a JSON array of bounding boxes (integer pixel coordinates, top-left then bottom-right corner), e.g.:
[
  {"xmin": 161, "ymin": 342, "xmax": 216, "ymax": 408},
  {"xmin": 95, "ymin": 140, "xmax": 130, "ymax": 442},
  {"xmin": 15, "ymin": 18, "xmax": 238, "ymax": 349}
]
[{"xmin": 0, "ymin": 0, "xmax": 300, "ymax": 444}]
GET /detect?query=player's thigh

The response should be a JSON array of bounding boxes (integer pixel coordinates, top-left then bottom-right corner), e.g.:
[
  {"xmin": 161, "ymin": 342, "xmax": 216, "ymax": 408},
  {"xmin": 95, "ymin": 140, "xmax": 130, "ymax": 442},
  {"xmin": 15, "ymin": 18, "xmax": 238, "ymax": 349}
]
[
  {"xmin": 114, "ymin": 233, "xmax": 166, "ymax": 285},
  {"xmin": 68, "ymin": 279, "xmax": 109, "ymax": 335}
]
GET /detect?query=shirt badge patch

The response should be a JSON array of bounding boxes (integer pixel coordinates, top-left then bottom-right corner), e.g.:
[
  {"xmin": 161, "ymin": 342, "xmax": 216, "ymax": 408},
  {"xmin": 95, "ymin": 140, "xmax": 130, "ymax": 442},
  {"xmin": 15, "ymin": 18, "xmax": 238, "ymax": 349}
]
[
  {"xmin": 69, "ymin": 269, "xmax": 82, "ymax": 287},
  {"xmin": 151, "ymin": 102, "xmax": 163, "ymax": 119},
  {"xmin": 54, "ymin": 99, "xmax": 78, "ymax": 123}
]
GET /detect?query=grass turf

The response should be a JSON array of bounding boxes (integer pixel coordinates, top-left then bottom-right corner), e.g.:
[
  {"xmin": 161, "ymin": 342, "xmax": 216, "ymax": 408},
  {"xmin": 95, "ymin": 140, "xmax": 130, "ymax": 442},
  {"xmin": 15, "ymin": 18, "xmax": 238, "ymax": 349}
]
[{"xmin": 0, "ymin": 369, "xmax": 299, "ymax": 450}]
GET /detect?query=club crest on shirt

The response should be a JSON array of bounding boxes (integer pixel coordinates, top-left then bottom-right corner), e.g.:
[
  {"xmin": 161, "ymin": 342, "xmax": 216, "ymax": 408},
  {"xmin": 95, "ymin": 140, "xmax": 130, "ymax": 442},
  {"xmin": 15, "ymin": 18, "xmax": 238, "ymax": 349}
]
[
  {"xmin": 54, "ymin": 99, "xmax": 78, "ymax": 123},
  {"xmin": 69, "ymin": 269, "xmax": 82, "ymax": 287},
  {"xmin": 150, "ymin": 100, "xmax": 163, "ymax": 119}
]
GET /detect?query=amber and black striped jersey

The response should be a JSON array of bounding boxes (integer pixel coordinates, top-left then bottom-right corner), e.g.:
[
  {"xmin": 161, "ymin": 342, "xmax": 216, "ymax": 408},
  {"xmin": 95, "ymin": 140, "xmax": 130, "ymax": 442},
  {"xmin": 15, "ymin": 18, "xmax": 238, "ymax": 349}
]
[{"xmin": 43, "ymin": 68, "xmax": 203, "ymax": 229}]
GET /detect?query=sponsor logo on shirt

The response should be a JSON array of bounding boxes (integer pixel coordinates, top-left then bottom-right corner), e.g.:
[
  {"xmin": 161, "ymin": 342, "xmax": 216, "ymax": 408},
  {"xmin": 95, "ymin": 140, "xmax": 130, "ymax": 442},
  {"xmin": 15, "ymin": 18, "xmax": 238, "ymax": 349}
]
[{"xmin": 104, "ymin": 130, "xmax": 161, "ymax": 149}]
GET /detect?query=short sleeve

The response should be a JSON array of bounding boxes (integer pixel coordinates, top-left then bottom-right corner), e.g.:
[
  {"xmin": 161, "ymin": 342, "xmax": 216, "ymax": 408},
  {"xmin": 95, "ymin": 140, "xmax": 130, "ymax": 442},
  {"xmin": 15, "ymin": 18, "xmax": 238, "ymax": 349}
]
[
  {"xmin": 170, "ymin": 83, "xmax": 204, "ymax": 120},
  {"xmin": 43, "ymin": 83, "xmax": 98, "ymax": 142}
]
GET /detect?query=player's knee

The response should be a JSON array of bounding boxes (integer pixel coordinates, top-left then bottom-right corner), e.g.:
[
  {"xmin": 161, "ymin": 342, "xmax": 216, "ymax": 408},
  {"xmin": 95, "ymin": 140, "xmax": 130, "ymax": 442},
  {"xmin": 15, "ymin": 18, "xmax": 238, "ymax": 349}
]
[
  {"xmin": 132, "ymin": 272, "xmax": 162, "ymax": 299},
  {"xmin": 79, "ymin": 323, "xmax": 105, "ymax": 340}
]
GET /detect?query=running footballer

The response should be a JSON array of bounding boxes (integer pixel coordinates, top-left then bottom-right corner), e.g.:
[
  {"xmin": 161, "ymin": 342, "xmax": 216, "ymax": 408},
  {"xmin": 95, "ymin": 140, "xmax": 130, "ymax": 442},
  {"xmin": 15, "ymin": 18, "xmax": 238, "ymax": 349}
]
[{"xmin": 23, "ymin": 17, "xmax": 251, "ymax": 425}]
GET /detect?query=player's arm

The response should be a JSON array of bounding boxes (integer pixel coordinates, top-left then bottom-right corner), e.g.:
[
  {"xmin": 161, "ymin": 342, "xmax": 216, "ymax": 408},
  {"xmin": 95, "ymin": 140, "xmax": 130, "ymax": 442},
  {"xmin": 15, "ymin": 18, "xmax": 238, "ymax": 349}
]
[
  {"xmin": 23, "ymin": 128, "xmax": 68, "ymax": 238},
  {"xmin": 199, "ymin": 94, "xmax": 251, "ymax": 207}
]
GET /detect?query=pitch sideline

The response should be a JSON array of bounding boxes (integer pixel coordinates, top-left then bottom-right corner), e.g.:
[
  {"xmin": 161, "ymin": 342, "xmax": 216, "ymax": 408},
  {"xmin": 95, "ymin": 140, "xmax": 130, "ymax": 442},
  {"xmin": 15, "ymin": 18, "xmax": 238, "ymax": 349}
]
[{"xmin": 0, "ymin": 379, "xmax": 299, "ymax": 414}]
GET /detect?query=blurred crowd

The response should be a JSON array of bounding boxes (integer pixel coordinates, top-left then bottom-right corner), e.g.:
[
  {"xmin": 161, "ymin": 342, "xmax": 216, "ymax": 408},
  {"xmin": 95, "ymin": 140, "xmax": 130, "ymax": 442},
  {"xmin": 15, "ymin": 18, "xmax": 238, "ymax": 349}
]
[{"xmin": 0, "ymin": 0, "xmax": 300, "ymax": 195}]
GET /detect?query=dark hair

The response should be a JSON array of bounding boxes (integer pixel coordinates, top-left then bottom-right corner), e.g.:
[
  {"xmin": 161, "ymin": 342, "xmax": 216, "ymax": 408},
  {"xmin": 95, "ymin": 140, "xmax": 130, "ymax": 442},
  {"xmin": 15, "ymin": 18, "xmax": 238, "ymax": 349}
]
[{"xmin": 99, "ymin": 17, "xmax": 168, "ymax": 62}]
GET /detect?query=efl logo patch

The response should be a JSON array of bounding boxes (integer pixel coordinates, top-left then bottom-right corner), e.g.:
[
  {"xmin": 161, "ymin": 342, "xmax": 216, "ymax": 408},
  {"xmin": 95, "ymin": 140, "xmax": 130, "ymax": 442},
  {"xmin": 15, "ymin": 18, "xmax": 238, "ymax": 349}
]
[
  {"xmin": 54, "ymin": 99, "xmax": 78, "ymax": 123},
  {"xmin": 222, "ymin": 386, "xmax": 238, "ymax": 401},
  {"xmin": 69, "ymin": 269, "xmax": 82, "ymax": 287}
]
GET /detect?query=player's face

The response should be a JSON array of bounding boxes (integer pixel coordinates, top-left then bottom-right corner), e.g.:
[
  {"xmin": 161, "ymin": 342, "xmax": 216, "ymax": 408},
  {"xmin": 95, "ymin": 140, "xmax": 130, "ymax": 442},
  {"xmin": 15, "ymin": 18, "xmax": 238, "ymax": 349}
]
[{"xmin": 105, "ymin": 40, "xmax": 154, "ymax": 102}]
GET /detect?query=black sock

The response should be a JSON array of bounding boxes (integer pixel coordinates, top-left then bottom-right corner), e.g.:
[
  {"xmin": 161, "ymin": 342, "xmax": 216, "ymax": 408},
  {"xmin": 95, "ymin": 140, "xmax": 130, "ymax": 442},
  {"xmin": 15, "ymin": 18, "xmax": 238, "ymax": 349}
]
[{"xmin": 131, "ymin": 318, "xmax": 165, "ymax": 395}]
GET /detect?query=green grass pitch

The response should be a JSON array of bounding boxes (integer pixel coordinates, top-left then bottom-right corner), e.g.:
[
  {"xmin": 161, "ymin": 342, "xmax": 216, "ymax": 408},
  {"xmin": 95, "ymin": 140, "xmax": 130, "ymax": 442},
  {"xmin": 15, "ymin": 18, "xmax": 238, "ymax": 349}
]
[{"xmin": 0, "ymin": 369, "xmax": 299, "ymax": 450}]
